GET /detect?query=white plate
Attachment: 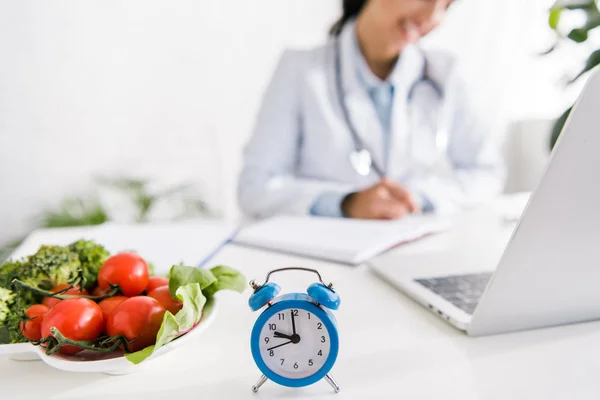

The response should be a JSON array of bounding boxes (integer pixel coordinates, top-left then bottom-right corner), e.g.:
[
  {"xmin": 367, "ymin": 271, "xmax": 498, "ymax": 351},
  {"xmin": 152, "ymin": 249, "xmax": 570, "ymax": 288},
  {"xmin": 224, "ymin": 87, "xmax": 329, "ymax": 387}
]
[{"xmin": 0, "ymin": 299, "xmax": 217, "ymax": 374}]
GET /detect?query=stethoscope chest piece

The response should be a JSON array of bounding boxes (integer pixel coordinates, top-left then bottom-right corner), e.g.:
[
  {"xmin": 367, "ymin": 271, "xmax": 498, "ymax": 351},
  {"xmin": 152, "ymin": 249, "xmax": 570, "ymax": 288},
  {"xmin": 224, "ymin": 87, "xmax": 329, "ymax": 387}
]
[
  {"xmin": 334, "ymin": 35, "xmax": 446, "ymax": 180},
  {"xmin": 349, "ymin": 149, "xmax": 372, "ymax": 177}
]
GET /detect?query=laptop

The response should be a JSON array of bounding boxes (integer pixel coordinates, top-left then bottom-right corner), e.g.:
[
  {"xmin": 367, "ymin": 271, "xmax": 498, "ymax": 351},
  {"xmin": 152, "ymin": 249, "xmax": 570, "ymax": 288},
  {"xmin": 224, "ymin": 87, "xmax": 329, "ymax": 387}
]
[{"xmin": 369, "ymin": 66, "xmax": 600, "ymax": 337}]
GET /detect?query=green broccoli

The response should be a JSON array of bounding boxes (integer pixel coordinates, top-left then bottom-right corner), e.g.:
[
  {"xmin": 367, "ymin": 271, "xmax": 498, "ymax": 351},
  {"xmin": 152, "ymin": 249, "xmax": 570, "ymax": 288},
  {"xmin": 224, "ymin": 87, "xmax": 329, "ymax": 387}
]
[
  {"xmin": 68, "ymin": 239, "xmax": 109, "ymax": 290},
  {"xmin": 0, "ymin": 258, "xmax": 45, "ymax": 307},
  {"xmin": 0, "ymin": 245, "xmax": 83, "ymax": 343},
  {"xmin": 27, "ymin": 245, "xmax": 81, "ymax": 288},
  {"xmin": 0, "ymin": 287, "xmax": 15, "ymax": 325},
  {"xmin": 0, "ymin": 259, "xmax": 32, "ymax": 343},
  {"xmin": 0, "ymin": 240, "xmax": 111, "ymax": 343},
  {"xmin": 0, "ymin": 258, "xmax": 27, "ymax": 289},
  {"xmin": 0, "ymin": 286, "xmax": 27, "ymax": 344},
  {"xmin": 3, "ymin": 306, "xmax": 24, "ymax": 343}
]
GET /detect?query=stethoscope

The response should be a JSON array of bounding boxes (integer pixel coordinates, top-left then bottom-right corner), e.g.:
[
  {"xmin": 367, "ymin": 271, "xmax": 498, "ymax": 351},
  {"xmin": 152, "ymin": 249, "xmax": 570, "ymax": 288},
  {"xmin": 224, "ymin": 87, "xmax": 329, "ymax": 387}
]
[{"xmin": 334, "ymin": 37, "xmax": 448, "ymax": 178}]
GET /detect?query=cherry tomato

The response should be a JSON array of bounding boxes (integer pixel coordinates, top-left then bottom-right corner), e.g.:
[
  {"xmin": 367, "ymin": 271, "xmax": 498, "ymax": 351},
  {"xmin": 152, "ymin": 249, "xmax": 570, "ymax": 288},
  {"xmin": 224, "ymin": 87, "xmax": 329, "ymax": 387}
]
[
  {"xmin": 98, "ymin": 253, "xmax": 149, "ymax": 297},
  {"xmin": 98, "ymin": 296, "xmax": 128, "ymax": 321},
  {"xmin": 20, "ymin": 304, "xmax": 49, "ymax": 341},
  {"xmin": 106, "ymin": 297, "xmax": 166, "ymax": 352},
  {"xmin": 146, "ymin": 276, "xmax": 169, "ymax": 293},
  {"xmin": 42, "ymin": 283, "xmax": 89, "ymax": 309},
  {"xmin": 41, "ymin": 298, "xmax": 104, "ymax": 355},
  {"xmin": 148, "ymin": 286, "xmax": 183, "ymax": 315}
]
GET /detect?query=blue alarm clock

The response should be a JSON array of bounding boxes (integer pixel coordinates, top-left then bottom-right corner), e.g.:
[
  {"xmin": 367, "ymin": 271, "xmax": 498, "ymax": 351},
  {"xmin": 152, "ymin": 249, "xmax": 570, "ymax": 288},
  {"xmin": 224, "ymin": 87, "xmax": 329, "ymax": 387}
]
[{"xmin": 248, "ymin": 267, "xmax": 341, "ymax": 393}]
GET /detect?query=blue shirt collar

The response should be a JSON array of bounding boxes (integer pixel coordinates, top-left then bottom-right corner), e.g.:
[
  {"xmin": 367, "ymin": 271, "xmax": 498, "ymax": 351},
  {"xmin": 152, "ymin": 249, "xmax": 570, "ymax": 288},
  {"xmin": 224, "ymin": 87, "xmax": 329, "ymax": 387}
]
[{"xmin": 347, "ymin": 19, "xmax": 424, "ymax": 95}]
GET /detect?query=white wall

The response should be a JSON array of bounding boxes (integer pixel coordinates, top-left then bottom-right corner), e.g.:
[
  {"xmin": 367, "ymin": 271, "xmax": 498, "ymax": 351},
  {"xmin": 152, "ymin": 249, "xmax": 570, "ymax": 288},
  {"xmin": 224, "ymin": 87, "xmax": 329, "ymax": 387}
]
[
  {"xmin": 424, "ymin": 0, "xmax": 591, "ymax": 132},
  {"xmin": 0, "ymin": 0, "xmax": 583, "ymax": 245},
  {"xmin": 0, "ymin": 0, "xmax": 339, "ymax": 244}
]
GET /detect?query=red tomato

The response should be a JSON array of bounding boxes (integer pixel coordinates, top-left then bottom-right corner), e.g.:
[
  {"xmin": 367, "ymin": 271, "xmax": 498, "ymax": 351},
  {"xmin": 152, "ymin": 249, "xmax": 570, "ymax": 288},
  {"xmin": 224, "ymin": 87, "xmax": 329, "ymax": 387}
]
[
  {"xmin": 42, "ymin": 284, "xmax": 89, "ymax": 309},
  {"xmin": 20, "ymin": 304, "xmax": 49, "ymax": 341},
  {"xmin": 106, "ymin": 297, "xmax": 166, "ymax": 352},
  {"xmin": 146, "ymin": 276, "xmax": 169, "ymax": 293},
  {"xmin": 98, "ymin": 296, "xmax": 128, "ymax": 321},
  {"xmin": 41, "ymin": 298, "xmax": 104, "ymax": 355},
  {"xmin": 98, "ymin": 253, "xmax": 149, "ymax": 297},
  {"xmin": 92, "ymin": 286, "xmax": 110, "ymax": 297},
  {"xmin": 148, "ymin": 286, "xmax": 183, "ymax": 315}
]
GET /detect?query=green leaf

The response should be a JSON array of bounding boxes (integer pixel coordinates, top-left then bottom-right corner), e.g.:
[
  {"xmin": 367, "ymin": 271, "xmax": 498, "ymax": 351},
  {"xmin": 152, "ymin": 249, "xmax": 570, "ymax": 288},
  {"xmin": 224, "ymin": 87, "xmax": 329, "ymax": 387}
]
[
  {"xmin": 167, "ymin": 265, "xmax": 217, "ymax": 298},
  {"xmin": 125, "ymin": 283, "xmax": 207, "ymax": 365},
  {"xmin": 549, "ymin": 7, "xmax": 562, "ymax": 30},
  {"xmin": 203, "ymin": 266, "xmax": 247, "ymax": 297},
  {"xmin": 550, "ymin": 106, "xmax": 573, "ymax": 150},
  {"xmin": 568, "ymin": 27, "xmax": 588, "ymax": 42},
  {"xmin": 39, "ymin": 197, "xmax": 108, "ymax": 228},
  {"xmin": 566, "ymin": 0, "xmax": 596, "ymax": 10},
  {"xmin": 124, "ymin": 265, "xmax": 244, "ymax": 365},
  {"xmin": 553, "ymin": 0, "xmax": 596, "ymax": 10},
  {"xmin": 567, "ymin": 6, "xmax": 600, "ymax": 42},
  {"xmin": 125, "ymin": 344, "xmax": 155, "ymax": 364},
  {"xmin": 570, "ymin": 49, "xmax": 600, "ymax": 83}
]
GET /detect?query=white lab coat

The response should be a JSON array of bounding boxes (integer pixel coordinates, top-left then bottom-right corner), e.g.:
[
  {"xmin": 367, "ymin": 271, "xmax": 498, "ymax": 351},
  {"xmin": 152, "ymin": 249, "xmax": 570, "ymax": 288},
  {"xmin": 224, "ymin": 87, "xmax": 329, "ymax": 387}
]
[{"xmin": 238, "ymin": 23, "xmax": 505, "ymax": 219}]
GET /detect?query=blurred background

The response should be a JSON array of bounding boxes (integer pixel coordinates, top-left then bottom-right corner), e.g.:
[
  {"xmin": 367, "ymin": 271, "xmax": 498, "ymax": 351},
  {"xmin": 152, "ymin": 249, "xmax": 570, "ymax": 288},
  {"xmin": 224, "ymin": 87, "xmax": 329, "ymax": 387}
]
[{"xmin": 1, "ymin": 0, "xmax": 599, "ymax": 257}]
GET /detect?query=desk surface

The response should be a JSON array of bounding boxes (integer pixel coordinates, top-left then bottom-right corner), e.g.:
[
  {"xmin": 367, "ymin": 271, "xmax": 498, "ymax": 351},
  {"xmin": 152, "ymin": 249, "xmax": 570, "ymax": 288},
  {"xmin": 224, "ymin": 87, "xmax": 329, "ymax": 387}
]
[{"xmin": 3, "ymin": 194, "xmax": 600, "ymax": 400}]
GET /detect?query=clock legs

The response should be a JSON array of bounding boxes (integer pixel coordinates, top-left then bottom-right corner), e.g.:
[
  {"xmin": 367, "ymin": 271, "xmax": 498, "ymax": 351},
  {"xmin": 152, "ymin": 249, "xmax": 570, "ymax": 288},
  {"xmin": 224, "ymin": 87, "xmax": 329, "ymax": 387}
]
[
  {"xmin": 252, "ymin": 374, "xmax": 268, "ymax": 393},
  {"xmin": 252, "ymin": 373, "xmax": 340, "ymax": 394},
  {"xmin": 325, "ymin": 373, "xmax": 341, "ymax": 393}
]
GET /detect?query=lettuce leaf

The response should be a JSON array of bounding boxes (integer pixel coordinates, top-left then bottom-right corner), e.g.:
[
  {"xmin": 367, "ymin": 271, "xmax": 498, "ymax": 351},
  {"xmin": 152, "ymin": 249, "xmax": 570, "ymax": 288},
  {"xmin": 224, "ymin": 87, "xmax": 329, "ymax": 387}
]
[
  {"xmin": 203, "ymin": 265, "xmax": 246, "ymax": 297},
  {"xmin": 126, "ymin": 282, "xmax": 206, "ymax": 364},
  {"xmin": 168, "ymin": 265, "xmax": 217, "ymax": 298},
  {"xmin": 126, "ymin": 265, "xmax": 246, "ymax": 365}
]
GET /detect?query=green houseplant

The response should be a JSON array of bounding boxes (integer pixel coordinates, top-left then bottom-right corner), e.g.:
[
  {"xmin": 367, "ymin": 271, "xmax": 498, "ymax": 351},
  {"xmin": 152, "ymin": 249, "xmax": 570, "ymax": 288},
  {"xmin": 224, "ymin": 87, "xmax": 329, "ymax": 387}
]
[
  {"xmin": 0, "ymin": 177, "xmax": 213, "ymax": 263},
  {"xmin": 547, "ymin": 0, "xmax": 600, "ymax": 149}
]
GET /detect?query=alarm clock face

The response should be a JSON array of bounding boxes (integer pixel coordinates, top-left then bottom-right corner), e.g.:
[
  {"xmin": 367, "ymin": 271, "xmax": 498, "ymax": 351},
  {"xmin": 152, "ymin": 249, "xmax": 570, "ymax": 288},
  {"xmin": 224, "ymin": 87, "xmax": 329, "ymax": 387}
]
[{"xmin": 257, "ymin": 307, "xmax": 331, "ymax": 379}]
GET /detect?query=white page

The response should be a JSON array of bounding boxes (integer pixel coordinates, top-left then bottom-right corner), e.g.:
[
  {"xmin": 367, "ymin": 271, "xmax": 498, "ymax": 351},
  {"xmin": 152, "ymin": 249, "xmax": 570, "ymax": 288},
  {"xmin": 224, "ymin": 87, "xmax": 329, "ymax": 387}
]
[
  {"xmin": 7, "ymin": 219, "xmax": 237, "ymax": 274},
  {"xmin": 233, "ymin": 215, "xmax": 453, "ymax": 265}
]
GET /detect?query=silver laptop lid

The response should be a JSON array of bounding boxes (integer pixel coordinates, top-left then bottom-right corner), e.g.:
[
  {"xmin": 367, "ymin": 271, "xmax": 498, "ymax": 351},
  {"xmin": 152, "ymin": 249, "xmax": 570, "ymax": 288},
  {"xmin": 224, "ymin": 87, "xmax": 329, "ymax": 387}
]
[{"xmin": 469, "ymin": 66, "xmax": 600, "ymax": 336}]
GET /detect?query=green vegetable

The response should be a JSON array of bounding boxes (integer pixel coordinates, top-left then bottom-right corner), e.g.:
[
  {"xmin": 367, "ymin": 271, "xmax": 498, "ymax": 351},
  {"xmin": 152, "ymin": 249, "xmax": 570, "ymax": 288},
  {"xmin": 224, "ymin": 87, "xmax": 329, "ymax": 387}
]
[
  {"xmin": 0, "ymin": 260, "xmax": 32, "ymax": 343},
  {"xmin": 168, "ymin": 265, "xmax": 217, "ymax": 298},
  {"xmin": 203, "ymin": 265, "xmax": 246, "ymax": 297},
  {"xmin": 0, "ymin": 259, "xmax": 33, "ymax": 291},
  {"xmin": 126, "ymin": 264, "xmax": 245, "ymax": 364},
  {"xmin": 27, "ymin": 245, "xmax": 81, "ymax": 290},
  {"xmin": 3, "ymin": 308, "xmax": 24, "ymax": 343},
  {"xmin": 126, "ymin": 283, "xmax": 207, "ymax": 364},
  {"xmin": 0, "ymin": 286, "xmax": 27, "ymax": 344},
  {"xmin": 68, "ymin": 239, "xmax": 109, "ymax": 290},
  {"xmin": 0, "ymin": 240, "xmax": 107, "ymax": 344},
  {"xmin": 0, "ymin": 249, "xmax": 80, "ymax": 344},
  {"xmin": 0, "ymin": 326, "xmax": 10, "ymax": 343},
  {"xmin": 0, "ymin": 287, "xmax": 15, "ymax": 325}
]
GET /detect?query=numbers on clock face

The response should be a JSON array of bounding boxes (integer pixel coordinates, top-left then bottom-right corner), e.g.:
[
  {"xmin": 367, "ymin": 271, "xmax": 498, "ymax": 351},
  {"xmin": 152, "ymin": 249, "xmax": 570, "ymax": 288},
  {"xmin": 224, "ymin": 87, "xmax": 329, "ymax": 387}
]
[{"xmin": 258, "ymin": 308, "xmax": 331, "ymax": 379}]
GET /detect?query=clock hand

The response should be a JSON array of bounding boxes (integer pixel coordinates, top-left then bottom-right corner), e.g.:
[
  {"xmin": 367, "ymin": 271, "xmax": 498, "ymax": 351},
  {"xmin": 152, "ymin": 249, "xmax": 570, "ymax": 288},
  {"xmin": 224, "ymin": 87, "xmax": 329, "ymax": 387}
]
[
  {"xmin": 267, "ymin": 340, "xmax": 292, "ymax": 351},
  {"xmin": 291, "ymin": 310, "xmax": 297, "ymax": 335},
  {"xmin": 274, "ymin": 332, "xmax": 294, "ymax": 340},
  {"xmin": 274, "ymin": 331, "xmax": 301, "ymax": 344}
]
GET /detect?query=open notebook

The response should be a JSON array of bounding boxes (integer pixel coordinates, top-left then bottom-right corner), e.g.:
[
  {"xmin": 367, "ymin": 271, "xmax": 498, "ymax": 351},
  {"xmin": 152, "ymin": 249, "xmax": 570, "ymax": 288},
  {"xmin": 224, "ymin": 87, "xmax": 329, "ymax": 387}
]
[{"xmin": 233, "ymin": 215, "xmax": 454, "ymax": 265}]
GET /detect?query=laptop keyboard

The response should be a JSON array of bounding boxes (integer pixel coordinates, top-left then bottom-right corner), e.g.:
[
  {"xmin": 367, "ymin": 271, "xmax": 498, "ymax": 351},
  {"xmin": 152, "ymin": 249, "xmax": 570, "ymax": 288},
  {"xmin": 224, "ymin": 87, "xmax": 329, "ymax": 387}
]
[{"xmin": 414, "ymin": 272, "xmax": 493, "ymax": 315}]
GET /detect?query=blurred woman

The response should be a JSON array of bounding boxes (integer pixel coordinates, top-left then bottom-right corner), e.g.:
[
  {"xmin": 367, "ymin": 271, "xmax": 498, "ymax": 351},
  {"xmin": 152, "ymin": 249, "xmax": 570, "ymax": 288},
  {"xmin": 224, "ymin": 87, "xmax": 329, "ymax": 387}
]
[{"xmin": 238, "ymin": 0, "xmax": 505, "ymax": 219}]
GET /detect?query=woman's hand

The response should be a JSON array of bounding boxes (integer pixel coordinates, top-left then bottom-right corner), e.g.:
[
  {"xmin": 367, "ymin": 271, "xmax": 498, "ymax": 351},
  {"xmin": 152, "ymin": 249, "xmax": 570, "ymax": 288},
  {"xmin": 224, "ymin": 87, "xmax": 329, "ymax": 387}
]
[{"xmin": 341, "ymin": 179, "xmax": 420, "ymax": 219}]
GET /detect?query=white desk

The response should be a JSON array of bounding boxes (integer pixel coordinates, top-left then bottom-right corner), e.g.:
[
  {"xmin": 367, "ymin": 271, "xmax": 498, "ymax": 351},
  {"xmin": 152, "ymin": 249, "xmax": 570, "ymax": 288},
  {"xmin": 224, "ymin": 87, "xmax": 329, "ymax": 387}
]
[{"xmin": 3, "ymin": 195, "xmax": 600, "ymax": 399}]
